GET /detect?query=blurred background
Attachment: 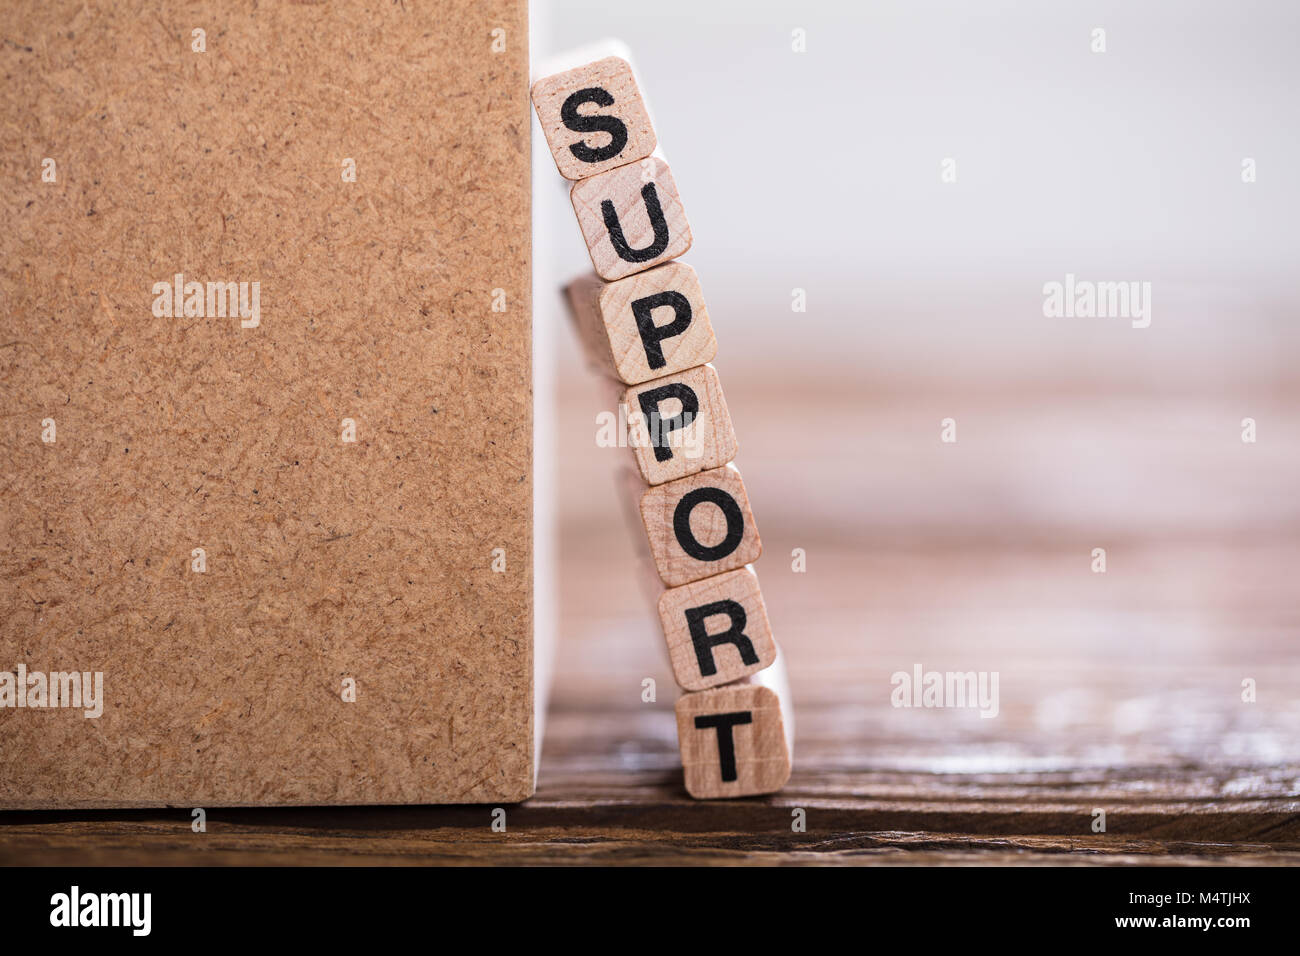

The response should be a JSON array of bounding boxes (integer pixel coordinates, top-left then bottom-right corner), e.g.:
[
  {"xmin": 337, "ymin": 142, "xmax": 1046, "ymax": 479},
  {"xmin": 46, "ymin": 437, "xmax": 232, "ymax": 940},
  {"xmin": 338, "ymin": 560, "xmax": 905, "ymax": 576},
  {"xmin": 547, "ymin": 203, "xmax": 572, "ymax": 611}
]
[{"xmin": 532, "ymin": 1, "xmax": 1300, "ymax": 785}]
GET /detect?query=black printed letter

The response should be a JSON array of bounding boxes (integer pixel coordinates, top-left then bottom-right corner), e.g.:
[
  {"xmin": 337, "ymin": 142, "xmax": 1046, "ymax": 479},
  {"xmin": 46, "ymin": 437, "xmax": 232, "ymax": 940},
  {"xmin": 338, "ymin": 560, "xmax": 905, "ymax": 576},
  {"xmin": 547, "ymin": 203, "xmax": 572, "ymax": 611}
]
[
  {"xmin": 561, "ymin": 88, "xmax": 628, "ymax": 165},
  {"xmin": 602, "ymin": 184, "xmax": 670, "ymax": 263},
  {"xmin": 631, "ymin": 291, "xmax": 692, "ymax": 370},
  {"xmin": 673, "ymin": 487, "xmax": 745, "ymax": 562},
  {"xmin": 637, "ymin": 382, "xmax": 699, "ymax": 463},
  {"xmin": 693, "ymin": 711, "xmax": 753, "ymax": 782},
  {"xmin": 685, "ymin": 600, "xmax": 758, "ymax": 677}
]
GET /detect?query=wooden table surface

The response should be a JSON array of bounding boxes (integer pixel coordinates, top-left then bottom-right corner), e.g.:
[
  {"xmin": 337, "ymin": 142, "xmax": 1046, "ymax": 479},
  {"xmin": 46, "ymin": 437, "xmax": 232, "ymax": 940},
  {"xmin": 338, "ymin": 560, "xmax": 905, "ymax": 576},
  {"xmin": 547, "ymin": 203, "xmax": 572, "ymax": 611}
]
[{"xmin": 3, "ymin": 381, "xmax": 1298, "ymax": 865}]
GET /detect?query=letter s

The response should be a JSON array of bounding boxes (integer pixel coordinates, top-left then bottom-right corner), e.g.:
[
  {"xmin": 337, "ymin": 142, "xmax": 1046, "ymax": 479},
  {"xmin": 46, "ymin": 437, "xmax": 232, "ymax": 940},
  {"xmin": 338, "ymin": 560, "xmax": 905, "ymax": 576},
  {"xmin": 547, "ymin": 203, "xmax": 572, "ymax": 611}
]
[{"xmin": 561, "ymin": 88, "xmax": 629, "ymax": 165}]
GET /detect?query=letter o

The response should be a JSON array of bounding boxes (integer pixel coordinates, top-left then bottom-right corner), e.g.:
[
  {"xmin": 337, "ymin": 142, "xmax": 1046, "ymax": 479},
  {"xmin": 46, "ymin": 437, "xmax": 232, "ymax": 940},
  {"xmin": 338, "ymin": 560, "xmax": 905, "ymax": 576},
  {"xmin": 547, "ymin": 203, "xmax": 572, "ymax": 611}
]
[{"xmin": 672, "ymin": 487, "xmax": 743, "ymax": 561}]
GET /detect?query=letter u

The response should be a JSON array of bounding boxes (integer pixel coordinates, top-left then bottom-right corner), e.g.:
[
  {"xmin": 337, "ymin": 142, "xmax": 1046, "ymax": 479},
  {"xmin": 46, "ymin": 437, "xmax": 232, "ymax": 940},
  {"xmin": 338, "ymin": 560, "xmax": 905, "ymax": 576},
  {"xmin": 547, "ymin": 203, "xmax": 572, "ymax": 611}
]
[{"xmin": 602, "ymin": 184, "xmax": 670, "ymax": 263}]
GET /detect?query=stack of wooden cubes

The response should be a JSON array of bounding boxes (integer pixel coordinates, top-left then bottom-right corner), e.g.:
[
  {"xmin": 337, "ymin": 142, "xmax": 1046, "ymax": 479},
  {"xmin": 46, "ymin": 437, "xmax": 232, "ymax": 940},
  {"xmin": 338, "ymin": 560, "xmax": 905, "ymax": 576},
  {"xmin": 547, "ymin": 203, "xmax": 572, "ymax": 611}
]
[{"xmin": 532, "ymin": 56, "xmax": 793, "ymax": 799}]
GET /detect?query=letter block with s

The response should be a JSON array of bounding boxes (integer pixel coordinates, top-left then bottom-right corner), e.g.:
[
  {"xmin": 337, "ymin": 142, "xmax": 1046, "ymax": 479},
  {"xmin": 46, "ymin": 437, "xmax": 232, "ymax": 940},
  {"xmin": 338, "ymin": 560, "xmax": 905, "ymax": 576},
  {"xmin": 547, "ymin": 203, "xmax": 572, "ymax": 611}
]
[{"xmin": 531, "ymin": 56, "xmax": 658, "ymax": 180}]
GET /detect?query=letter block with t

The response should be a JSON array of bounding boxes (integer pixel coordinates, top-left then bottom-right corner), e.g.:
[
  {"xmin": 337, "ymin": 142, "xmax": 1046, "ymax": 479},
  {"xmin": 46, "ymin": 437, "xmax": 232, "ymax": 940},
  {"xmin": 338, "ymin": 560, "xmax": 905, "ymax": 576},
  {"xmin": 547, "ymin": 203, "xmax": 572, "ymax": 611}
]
[
  {"xmin": 531, "ymin": 56, "xmax": 657, "ymax": 180},
  {"xmin": 571, "ymin": 157, "xmax": 692, "ymax": 281},
  {"xmin": 658, "ymin": 567, "xmax": 776, "ymax": 691},
  {"xmin": 623, "ymin": 364, "xmax": 738, "ymax": 485},
  {"xmin": 565, "ymin": 262, "xmax": 717, "ymax": 385},
  {"xmin": 639, "ymin": 464, "xmax": 761, "ymax": 587},
  {"xmin": 675, "ymin": 645, "xmax": 793, "ymax": 798}
]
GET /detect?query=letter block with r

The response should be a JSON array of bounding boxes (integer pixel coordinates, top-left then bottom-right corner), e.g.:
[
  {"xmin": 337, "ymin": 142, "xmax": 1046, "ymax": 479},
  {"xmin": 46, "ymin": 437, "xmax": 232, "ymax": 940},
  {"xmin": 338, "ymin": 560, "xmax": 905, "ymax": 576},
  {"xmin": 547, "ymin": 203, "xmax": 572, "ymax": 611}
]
[{"xmin": 658, "ymin": 567, "xmax": 776, "ymax": 690}]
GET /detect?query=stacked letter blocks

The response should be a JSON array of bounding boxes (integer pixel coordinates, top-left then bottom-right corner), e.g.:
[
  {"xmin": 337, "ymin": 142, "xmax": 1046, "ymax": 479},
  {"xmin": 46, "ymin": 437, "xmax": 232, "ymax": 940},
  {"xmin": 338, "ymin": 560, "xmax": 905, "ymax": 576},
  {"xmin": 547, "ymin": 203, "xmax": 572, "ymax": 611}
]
[{"xmin": 533, "ymin": 56, "xmax": 793, "ymax": 798}]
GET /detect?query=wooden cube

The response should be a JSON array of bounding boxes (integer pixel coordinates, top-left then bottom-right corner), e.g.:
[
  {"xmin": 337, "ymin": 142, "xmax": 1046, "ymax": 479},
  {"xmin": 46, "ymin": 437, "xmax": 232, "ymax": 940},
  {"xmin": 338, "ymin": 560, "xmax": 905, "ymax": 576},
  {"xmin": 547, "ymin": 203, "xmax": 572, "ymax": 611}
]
[
  {"xmin": 623, "ymin": 364, "xmax": 738, "ymax": 485},
  {"xmin": 564, "ymin": 273, "xmax": 621, "ymax": 378},
  {"xmin": 675, "ymin": 644, "xmax": 793, "ymax": 798},
  {"xmin": 565, "ymin": 262, "xmax": 717, "ymax": 385},
  {"xmin": 615, "ymin": 465, "xmax": 668, "ymax": 614},
  {"xmin": 531, "ymin": 56, "xmax": 657, "ymax": 181},
  {"xmin": 639, "ymin": 464, "xmax": 762, "ymax": 587},
  {"xmin": 570, "ymin": 157, "xmax": 692, "ymax": 281},
  {"xmin": 658, "ymin": 567, "xmax": 776, "ymax": 691}
]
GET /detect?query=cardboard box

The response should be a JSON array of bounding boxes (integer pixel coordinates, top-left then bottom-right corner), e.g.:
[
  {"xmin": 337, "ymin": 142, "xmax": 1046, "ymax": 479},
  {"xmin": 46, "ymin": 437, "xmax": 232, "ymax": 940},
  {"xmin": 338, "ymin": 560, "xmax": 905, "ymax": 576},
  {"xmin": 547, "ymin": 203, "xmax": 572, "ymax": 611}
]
[{"xmin": 0, "ymin": 0, "xmax": 542, "ymax": 806}]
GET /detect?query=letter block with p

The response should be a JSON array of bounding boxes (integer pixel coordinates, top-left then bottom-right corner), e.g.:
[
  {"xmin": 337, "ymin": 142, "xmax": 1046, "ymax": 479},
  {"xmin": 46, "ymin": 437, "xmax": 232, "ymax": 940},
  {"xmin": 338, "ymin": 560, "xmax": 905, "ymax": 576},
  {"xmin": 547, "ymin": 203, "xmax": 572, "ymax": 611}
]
[
  {"xmin": 624, "ymin": 363, "xmax": 737, "ymax": 485},
  {"xmin": 565, "ymin": 261, "xmax": 717, "ymax": 385}
]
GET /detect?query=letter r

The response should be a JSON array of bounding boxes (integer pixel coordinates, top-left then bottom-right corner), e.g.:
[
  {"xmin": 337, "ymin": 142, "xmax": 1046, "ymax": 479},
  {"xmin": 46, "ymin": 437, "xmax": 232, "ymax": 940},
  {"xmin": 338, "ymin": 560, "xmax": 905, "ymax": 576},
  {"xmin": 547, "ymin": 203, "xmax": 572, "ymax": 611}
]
[{"xmin": 684, "ymin": 600, "xmax": 758, "ymax": 677}]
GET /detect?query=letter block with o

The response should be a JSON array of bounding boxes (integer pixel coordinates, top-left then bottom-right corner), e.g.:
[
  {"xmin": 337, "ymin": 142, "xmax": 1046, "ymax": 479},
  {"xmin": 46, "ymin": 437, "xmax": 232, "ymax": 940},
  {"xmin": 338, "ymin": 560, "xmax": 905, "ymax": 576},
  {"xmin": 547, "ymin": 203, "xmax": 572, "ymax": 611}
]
[{"xmin": 639, "ymin": 464, "xmax": 761, "ymax": 587}]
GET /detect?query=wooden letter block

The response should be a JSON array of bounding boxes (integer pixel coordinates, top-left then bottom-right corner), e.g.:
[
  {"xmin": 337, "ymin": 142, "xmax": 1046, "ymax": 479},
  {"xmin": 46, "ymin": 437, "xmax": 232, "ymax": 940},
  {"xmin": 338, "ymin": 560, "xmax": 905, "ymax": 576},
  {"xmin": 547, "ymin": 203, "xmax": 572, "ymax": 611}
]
[
  {"xmin": 564, "ymin": 273, "xmax": 620, "ymax": 376},
  {"xmin": 658, "ymin": 567, "xmax": 776, "ymax": 691},
  {"xmin": 675, "ymin": 645, "xmax": 793, "ymax": 798},
  {"xmin": 639, "ymin": 464, "xmax": 761, "ymax": 587},
  {"xmin": 623, "ymin": 364, "xmax": 738, "ymax": 485},
  {"xmin": 565, "ymin": 262, "xmax": 717, "ymax": 385},
  {"xmin": 531, "ymin": 56, "xmax": 658, "ymax": 181},
  {"xmin": 570, "ymin": 157, "xmax": 692, "ymax": 281}
]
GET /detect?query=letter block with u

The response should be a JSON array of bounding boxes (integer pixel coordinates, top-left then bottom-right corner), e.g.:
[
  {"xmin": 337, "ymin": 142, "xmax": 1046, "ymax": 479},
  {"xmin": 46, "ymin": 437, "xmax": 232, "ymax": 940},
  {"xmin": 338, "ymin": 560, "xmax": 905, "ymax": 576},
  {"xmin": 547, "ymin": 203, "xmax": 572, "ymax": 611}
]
[{"xmin": 571, "ymin": 157, "xmax": 693, "ymax": 281}]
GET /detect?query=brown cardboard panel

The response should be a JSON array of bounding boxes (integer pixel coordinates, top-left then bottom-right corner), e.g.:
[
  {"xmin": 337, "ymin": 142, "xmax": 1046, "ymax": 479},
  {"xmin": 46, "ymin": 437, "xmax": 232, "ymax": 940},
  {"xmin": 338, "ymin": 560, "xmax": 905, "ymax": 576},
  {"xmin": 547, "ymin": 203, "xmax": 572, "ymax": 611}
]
[{"xmin": 0, "ymin": 1, "xmax": 533, "ymax": 807}]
